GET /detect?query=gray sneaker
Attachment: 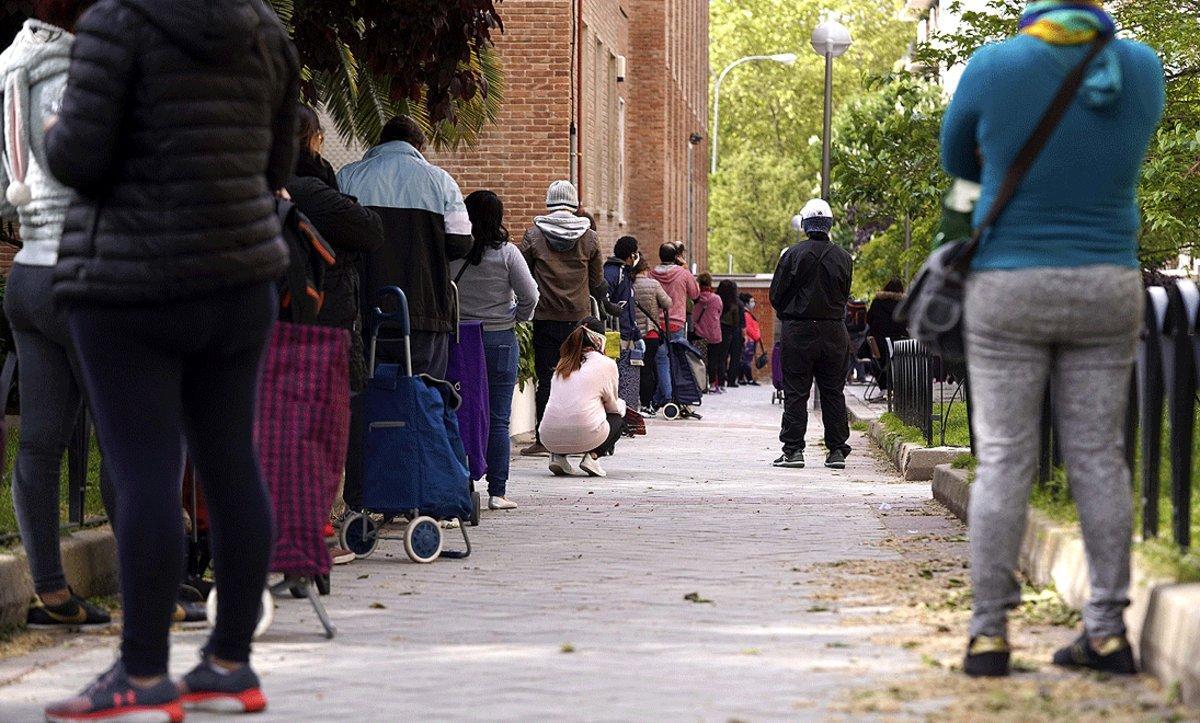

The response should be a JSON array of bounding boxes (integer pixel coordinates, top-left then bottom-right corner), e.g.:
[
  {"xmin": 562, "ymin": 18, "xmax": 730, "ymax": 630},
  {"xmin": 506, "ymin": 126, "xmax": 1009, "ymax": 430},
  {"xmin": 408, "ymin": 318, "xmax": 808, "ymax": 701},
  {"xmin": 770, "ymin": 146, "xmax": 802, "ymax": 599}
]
[
  {"xmin": 773, "ymin": 451, "xmax": 805, "ymax": 468},
  {"xmin": 549, "ymin": 454, "xmax": 577, "ymax": 476}
]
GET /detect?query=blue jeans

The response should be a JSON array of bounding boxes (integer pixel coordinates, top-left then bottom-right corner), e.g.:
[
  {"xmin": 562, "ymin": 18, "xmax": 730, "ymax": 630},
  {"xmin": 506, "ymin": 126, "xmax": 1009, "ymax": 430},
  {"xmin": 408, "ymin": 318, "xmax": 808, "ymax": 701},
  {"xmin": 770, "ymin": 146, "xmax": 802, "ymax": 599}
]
[
  {"xmin": 654, "ymin": 329, "xmax": 685, "ymax": 404},
  {"xmin": 483, "ymin": 329, "xmax": 519, "ymax": 497}
]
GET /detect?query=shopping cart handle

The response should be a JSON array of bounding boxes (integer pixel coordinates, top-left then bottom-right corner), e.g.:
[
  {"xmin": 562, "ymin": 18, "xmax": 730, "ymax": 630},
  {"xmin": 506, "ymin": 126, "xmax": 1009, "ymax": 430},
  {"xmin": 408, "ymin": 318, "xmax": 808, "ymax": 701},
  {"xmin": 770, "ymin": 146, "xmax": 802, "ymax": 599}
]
[{"xmin": 370, "ymin": 286, "xmax": 411, "ymax": 339}]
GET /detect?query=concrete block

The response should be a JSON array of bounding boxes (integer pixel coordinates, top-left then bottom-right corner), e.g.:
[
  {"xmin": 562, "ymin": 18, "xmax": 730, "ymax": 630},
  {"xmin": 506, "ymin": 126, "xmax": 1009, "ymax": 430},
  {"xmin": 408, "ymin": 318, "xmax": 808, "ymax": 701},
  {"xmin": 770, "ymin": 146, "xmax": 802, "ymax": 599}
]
[
  {"xmin": 0, "ymin": 526, "xmax": 117, "ymax": 633},
  {"xmin": 932, "ymin": 465, "xmax": 970, "ymax": 522}
]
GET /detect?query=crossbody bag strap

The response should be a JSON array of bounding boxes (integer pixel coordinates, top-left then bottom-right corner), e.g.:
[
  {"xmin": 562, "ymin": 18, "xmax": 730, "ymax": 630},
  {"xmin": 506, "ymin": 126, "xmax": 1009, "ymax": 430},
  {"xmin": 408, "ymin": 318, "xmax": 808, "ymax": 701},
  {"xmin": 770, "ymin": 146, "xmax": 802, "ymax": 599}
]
[{"xmin": 954, "ymin": 35, "xmax": 1112, "ymax": 271}]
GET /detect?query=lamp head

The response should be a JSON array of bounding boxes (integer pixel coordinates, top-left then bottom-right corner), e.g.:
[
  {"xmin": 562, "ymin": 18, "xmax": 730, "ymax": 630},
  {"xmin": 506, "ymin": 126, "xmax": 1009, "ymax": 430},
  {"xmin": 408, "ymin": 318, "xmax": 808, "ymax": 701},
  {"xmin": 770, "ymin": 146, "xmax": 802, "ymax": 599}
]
[
  {"xmin": 770, "ymin": 52, "xmax": 799, "ymax": 65},
  {"xmin": 810, "ymin": 21, "xmax": 852, "ymax": 58}
]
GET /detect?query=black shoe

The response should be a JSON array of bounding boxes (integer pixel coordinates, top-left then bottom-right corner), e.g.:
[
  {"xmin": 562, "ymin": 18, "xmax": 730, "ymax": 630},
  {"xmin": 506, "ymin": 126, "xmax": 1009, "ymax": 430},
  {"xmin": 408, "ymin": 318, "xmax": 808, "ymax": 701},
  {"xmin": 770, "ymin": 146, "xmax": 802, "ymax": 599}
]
[
  {"xmin": 825, "ymin": 450, "xmax": 847, "ymax": 469},
  {"xmin": 173, "ymin": 601, "xmax": 207, "ymax": 624},
  {"xmin": 773, "ymin": 451, "xmax": 805, "ymax": 468},
  {"xmin": 1052, "ymin": 632, "xmax": 1137, "ymax": 675},
  {"xmin": 27, "ymin": 591, "xmax": 111, "ymax": 630},
  {"xmin": 178, "ymin": 657, "xmax": 268, "ymax": 714},
  {"xmin": 746, "ymin": 380, "xmax": 761, "ymax": 386},
  {"xmin": 44, "ymin": 661, "xmax": 183, "ymax": 722},
  {"xmin": 964, "ymin": 636, "xmax": 1011, "ymax": 677}
]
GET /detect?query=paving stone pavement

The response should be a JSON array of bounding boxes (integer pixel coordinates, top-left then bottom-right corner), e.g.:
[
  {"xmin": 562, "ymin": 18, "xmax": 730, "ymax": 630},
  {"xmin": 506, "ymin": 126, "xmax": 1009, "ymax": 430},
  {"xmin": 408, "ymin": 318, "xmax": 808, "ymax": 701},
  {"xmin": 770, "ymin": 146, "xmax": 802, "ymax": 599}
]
[{"xmin": 0, "ymin": 384, "xmax": 962, "ymax": 721}]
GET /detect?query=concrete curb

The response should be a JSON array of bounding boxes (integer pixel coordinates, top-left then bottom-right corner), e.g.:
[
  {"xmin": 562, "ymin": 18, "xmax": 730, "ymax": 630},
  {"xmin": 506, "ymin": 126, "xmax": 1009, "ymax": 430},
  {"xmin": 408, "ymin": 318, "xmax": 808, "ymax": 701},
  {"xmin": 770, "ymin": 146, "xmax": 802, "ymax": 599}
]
[
  {"xmin": 931, "ymin": 465, "xmax": 1200, "ymax": 705},
  {"xmin": 859, "ymin": 417, "xmax": 969, "ymax": 482},
  {"xmin": 0, "ymin": 527, "xmax": 117, "ymax": 632}
]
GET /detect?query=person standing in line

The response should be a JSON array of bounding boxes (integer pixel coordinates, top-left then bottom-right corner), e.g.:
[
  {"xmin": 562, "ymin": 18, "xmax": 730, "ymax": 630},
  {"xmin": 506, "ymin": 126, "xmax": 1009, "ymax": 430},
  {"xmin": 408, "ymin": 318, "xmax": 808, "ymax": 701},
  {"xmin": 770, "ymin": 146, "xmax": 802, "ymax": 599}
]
[
  {"xmin": 739, "ymin": 293, "xmax": 763, "ymax": 385},
  {"xmin": 604, "ymin": 235, "xmax": 645, "ymax": 435},
  {"xmin": 538, "ymin": 318, "xmax": 626, "ymax": 478},
  {"xmin": 865, "ymin": 277, "xmax": 908, "ymax": 393},
  {"xmin": 632, "ymin": 256, "xmax": 672, "ymax": 411},
  {"xmin": 518, "ymin": 180, "xmax": 608, "ymax": 457},
  {"xmin": 41, "ymin": 0, "xmax": 299, "ymax": 719},
  {"xmin": 717, "ymin": 280, "xmax": 743, "ymax": 390},
  {"xmin": 647, "ymin": 243, "xmax": 699, "ymax": 409},
  {"xmin": 942, "ymin": 0, "xmax": 1164, "ymax": 678},
  {"xmin": 691, "ymin": 274, "xmax": 723, "ymax": 392},
  {"xmin": 337, "ymin": 115, "xmax": 472, "ymax": 380},
  {"xmin": 0, "ymin": 0, "xmax": 113, "ymax": 632},
  {"xmin": 451, "ymin": 190, "xmax": 539, "ymax": 510},
  {"xmin": 285, "ymin": 105, "xmax": 383, "ymax": 565},
  {"xmin": 769, "ymin": 199, "xmax": 853, "ymax": 471}
]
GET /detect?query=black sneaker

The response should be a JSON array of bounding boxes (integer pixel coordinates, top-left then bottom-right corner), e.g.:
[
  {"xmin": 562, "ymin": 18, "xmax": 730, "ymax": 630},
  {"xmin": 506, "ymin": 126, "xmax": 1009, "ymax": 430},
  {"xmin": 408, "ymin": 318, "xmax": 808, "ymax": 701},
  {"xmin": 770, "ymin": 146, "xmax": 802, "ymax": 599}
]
[
  {"xmin": 773, "ymin": 451, "xmax": 805, "ymax": 468},
  {"xmin": 1052, "ymin": 632, "xmax": 1137, "ymax": 675},
  {"xmin": 964, "ymin": 635, "xmax": 1011, "ymax": 677},
  {"xmin": 44, "ymin": 661, "xmax": 183, "ymax": 722},
  {"xmin": 173, "ymin": 601, "xmax": 207, "ymax": 624},
  {"xmin": 178, "ymin": 657, "xmax": 268, "ymax": 714},
  {"xmin": 825, "ymin": 450, "xmax": 847, "ymax": 469},
  {"xmin": 27, "ymin": 592, "xmax": 111, "ymax": 630}
]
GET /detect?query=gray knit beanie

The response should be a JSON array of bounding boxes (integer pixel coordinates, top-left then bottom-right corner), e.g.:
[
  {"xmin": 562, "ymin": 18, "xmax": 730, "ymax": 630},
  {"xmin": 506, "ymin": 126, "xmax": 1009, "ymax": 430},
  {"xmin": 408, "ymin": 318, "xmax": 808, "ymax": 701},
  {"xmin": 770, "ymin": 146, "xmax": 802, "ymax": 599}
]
[{"xmin": 545, "ymin": 180, "xmax": 579, "ymax": 212}]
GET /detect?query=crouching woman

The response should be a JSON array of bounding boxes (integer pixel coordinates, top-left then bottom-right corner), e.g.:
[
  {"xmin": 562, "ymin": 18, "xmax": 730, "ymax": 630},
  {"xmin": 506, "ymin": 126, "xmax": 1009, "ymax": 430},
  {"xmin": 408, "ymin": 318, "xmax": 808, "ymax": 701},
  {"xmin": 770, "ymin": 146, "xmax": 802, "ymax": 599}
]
[{"xmin": 538, "ymin": 318, "xmax": 625, "ymax": 478}]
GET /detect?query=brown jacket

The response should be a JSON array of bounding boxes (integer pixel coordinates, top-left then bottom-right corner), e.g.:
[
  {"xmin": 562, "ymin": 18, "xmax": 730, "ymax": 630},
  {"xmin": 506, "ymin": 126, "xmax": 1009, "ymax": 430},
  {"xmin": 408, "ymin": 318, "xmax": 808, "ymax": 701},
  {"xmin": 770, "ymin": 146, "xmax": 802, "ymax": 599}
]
[{"xmin": 520, "ymin": 223, "xmax": 607, "ymax": 322}]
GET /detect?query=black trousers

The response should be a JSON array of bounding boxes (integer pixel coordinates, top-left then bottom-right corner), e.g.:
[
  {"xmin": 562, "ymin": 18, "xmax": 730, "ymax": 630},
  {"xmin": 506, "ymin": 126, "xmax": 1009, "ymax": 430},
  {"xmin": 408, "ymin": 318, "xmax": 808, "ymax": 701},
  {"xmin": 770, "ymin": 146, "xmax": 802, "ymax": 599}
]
[
  {"xmin": 641, "ymin": 337, "xmax": 661, "ymax": 407},
  {"xmin": 593, "ymin": 412, "xmax": 625, "ymax": 457},
  {"xmin": 68, "ymin": 282, "xmax": 276, "ymax": 677},
  {"xmin": 706, "ymin": 336, "xmax": 728, "ymax": 386},
  {"xmin": 727, "ymin": 326, "xmax": 745, "ymax": 382},
  {"xmin": 779, "ymin": 319, "xmax": 851, "ymax": 457},
  {"xmin": 533, "ymin": 320, "xmax": 579, "ymax": 442}
]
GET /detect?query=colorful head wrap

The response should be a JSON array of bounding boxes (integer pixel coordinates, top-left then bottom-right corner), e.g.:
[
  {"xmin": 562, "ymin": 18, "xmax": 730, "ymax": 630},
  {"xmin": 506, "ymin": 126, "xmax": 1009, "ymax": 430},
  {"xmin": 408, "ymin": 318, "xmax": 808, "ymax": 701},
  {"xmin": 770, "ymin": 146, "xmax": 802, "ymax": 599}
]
[{"xmin": 1019, "ymin": 1, "xmax": 1115, "ymax": 45}]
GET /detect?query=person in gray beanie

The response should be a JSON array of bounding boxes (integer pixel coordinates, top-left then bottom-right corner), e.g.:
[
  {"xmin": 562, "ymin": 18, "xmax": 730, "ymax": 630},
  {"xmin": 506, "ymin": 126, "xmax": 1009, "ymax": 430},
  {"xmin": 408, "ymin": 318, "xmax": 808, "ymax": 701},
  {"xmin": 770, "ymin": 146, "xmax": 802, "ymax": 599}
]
[
  {"xmin": 769, "ymin": 199, "xmax": 854, "ymax": 470},
  {"xmin": 518, "ymin": 180, "xmax": 611, "ymax": 456}
]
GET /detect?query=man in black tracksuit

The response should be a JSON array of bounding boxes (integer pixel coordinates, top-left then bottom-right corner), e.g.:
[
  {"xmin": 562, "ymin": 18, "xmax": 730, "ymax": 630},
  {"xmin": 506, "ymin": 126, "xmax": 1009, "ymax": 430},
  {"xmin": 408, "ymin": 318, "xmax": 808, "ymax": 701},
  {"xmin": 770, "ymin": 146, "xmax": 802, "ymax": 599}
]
[{"xmin": 769, "ymin": 199, "xmax": 854, "ymax": 470}]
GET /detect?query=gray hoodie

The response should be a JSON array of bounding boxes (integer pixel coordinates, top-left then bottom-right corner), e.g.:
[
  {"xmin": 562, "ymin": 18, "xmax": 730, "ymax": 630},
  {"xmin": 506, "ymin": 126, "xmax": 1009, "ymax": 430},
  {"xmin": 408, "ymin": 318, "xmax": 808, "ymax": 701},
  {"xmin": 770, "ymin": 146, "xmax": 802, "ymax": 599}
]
[
  {"xmin": 0, "ymin": 20, "xmax": 74, "ymax": 266},
  {"xmin": 533, "ymin": 211, "xmax": 592, "ymax": 252}
]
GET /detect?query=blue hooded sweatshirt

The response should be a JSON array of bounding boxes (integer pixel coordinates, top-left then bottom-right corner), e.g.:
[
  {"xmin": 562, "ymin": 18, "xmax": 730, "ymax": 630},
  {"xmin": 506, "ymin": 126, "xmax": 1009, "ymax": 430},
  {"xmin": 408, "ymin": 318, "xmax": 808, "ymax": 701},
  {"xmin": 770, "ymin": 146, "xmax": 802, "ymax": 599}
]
[{"xmin": 940, "ymin": 35, "xmax": 1165, "ymax": 270}]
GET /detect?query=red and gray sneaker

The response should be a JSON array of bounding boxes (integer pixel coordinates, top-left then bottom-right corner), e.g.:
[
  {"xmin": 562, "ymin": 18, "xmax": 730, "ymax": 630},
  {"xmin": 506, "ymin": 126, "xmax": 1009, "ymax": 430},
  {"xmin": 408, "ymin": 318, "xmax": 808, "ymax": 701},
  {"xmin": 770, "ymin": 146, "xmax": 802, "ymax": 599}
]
[
  {"xmin": 44, "ymin": 661, "xmax": 183, "ymax": 722},
  {"xmin": 178, "ymin": 658, "xmax": 267, "ymax": 714}
]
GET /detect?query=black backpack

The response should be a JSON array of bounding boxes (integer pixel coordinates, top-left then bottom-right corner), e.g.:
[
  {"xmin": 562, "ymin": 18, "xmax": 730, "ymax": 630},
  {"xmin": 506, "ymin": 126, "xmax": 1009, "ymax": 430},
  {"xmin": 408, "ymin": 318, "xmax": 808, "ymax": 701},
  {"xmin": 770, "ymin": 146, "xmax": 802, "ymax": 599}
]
[{"xmin": 276, "ymin": 198, "xmax": 336, "ymax": 324}]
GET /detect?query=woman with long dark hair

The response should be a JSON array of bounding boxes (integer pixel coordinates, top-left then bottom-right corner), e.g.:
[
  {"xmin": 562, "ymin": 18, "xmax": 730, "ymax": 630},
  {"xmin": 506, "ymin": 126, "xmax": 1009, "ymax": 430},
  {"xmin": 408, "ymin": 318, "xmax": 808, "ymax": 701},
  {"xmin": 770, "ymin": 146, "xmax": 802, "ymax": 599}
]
[
  {"xmin": 538, "ymin": 318, "xmax": 625, "ymax": 478},
  {"xmin": 451, "ymin": 190, "xmax": 538, "ymax": 510},
  {"xmin": 716, "ymin": 280, "xmax": 741, "ymax": 390}
]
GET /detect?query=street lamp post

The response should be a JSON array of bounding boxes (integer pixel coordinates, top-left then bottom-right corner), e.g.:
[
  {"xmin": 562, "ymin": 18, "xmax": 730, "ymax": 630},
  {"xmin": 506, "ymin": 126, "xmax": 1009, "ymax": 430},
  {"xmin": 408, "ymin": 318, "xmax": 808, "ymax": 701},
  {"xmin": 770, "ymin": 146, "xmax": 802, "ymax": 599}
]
[
  {"xmin": 687, "ymin": 133, "xmax": 703, "ymax": 255},
  {"xmin": 710, "ymin": 53, "xmax": 798, "ymax": 175},
  {"xmin": 810, "ymin": 20, "xmax": 852, "ymax": 200}
]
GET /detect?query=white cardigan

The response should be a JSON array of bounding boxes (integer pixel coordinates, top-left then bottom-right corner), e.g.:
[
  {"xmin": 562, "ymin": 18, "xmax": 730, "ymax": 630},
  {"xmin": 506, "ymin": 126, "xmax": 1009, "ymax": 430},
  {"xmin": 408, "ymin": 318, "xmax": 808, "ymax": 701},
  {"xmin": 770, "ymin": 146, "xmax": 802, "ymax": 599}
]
[{"xmin": 538, "ymin": 351, "xmax": 626, "ymax": 454}]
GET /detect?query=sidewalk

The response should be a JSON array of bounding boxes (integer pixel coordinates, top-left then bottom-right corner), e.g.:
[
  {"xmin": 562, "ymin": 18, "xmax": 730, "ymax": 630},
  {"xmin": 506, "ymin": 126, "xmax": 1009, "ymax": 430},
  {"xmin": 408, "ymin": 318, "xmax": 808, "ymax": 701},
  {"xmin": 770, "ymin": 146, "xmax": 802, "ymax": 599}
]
[{"xmin": 0, "ymin": 385, "xmax": 1183, "ymax": 719}]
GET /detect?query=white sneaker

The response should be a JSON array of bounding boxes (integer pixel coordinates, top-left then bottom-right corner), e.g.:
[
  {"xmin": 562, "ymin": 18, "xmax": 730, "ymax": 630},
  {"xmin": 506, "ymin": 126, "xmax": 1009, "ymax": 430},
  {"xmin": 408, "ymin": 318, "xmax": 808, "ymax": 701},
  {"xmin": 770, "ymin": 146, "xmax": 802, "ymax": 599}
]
[
  {"xmin": 489, "ymin": 496, "xmax": 518, "ymax": 510},
  {"xmin": 579, "ymin": 454, "xmax": 607, "ymax": 478},
  {"xmin": 549, "ymin": 454, "xmax": 577, "ymax": 476}
]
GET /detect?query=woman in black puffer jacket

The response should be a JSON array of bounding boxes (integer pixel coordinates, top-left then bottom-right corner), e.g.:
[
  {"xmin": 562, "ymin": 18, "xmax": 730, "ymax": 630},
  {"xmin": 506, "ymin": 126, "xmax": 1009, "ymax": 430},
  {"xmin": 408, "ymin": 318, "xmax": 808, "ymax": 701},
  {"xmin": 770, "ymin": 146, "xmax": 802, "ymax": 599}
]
[
  {"xmin": 41, "ymin": 0, "xmax": 299, "ymax": 719},
  {"xmin": 286, "ymin": 106, "xmax": 383, "ymax": 392}
]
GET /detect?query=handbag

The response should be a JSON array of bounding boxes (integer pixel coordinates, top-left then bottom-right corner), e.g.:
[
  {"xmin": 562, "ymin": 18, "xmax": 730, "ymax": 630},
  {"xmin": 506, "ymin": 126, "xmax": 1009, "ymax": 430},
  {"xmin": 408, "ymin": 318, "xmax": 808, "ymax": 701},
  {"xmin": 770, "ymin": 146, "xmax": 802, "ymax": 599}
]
[
  {"xmin": 755, "ymin": 341, "xmax": 769, "ymax": 370},
  {"xmin": 896, "ymin": 37, "xmax": 1111, "ymax": 362}
]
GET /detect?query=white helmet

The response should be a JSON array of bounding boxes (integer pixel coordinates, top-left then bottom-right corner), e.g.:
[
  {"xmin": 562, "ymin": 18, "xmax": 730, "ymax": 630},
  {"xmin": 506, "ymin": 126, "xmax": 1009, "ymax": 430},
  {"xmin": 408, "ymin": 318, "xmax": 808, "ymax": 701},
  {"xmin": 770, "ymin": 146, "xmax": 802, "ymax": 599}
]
[
  {"xmin": 800, "ymin": 198, "xmax": 833, "ymax": 221},
  {"xmin": 799, "ymin": 198, "xmax": 834, "ymax": 235}
]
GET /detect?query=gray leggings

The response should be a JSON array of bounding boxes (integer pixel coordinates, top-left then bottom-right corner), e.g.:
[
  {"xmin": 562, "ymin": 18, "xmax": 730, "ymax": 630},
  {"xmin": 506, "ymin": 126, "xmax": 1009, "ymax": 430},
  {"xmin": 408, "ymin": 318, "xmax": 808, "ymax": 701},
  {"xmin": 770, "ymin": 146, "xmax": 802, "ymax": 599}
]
[
  {"xmin": 3, "ymin": 264, "xmax": 113, "ymax": 595},
  {"xmin": 964, "ymin": 266, "xmax": 1142, "ymax": 639}
]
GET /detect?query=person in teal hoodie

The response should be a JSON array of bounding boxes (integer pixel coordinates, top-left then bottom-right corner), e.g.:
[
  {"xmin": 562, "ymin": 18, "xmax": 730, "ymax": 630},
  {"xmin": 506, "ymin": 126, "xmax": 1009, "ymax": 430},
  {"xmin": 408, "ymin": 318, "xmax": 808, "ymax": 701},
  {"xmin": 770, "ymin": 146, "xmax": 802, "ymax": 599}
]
[{"xmin": 941, "ymin": 0, "xmax": 1164, "ymax": 679}]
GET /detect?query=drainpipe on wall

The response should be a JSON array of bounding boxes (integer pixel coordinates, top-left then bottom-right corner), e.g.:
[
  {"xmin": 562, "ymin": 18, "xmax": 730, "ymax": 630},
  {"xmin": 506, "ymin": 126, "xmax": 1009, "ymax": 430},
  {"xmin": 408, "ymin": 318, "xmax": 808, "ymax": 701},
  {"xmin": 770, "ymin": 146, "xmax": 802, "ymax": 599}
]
[{"xmin": 572, "ymin": 0, "xmax": 584, "ymax": 196}]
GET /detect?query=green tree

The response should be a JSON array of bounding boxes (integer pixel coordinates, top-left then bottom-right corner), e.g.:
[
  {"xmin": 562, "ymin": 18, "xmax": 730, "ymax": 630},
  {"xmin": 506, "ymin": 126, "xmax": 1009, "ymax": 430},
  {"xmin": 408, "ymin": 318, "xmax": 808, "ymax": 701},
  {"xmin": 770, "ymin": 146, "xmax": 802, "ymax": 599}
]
[
  {"xmin": 832, "ymin": 73, "xmax": 947, "ymax": 291},
  {"xmin": 708, "ymin": 0, "xmax": 914, "ymax": 273}
]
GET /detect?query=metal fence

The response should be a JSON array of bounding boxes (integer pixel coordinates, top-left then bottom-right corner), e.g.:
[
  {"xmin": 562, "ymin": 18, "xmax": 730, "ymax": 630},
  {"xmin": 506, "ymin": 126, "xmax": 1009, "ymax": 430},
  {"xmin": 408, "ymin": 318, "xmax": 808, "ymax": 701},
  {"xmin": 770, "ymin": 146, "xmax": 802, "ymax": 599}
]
[
  {"xmin": 0, "ymin": 353, "xmax": 106, "ymax": 546},
  {"xmin": 889, "ymin": 339, "xmax": 970, "ymax": 448},
  {"xmin": 918, "ymin": 281, "xmax": 1194, "ymax": 554}
]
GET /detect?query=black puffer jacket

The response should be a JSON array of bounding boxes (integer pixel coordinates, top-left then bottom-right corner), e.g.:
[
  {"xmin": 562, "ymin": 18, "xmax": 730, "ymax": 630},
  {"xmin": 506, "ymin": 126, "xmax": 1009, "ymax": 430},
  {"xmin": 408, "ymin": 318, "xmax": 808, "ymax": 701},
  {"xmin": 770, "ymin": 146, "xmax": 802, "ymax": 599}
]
[
  {"xmin": 286, "ymin": 151, "xmax": 383, "ymax": 390},
  {"xmin": 45, "ymin": 0, "xmax": 299, "ymax": 304}
]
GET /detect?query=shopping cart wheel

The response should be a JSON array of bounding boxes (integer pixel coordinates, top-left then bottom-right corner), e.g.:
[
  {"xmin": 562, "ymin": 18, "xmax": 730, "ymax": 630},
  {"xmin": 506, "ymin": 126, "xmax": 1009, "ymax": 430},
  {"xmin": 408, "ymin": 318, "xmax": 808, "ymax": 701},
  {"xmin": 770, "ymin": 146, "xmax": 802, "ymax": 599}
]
[
  {"xmin": 340, "ymin": 512, "xmax": 379, "ymax": 558},
  {"xmin": 316, "ymin": 573, "xmax": 330, "ymax": 596},
  {"xmin": 662, "ymin": 402, "xmax": 681, "ymax": 421},
  {"xmin": 207, "ymin": 587, "xmax": 274, "ymax": 639},
  {"xmin": 469, "ymin": 491, "xmax": 482, "ymax": 527},
  {"xmin": 404, "ymin": 517, "xmax": 442, "ymax": 563}
]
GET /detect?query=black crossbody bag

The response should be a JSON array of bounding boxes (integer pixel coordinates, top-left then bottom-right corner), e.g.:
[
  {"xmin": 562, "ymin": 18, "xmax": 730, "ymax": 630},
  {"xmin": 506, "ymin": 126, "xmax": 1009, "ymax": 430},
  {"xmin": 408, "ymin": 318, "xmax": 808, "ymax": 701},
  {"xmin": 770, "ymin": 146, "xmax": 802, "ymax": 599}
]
[{"xmin": 896, "ymin": 36, "xmax": 1111, "ymax": 361}]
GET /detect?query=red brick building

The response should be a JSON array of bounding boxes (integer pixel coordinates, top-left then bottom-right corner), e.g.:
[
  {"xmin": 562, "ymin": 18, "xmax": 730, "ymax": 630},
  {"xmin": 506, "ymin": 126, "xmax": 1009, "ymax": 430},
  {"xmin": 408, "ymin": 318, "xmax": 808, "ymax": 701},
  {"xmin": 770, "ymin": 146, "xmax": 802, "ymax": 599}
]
[{"xmin": 429, "ymin": 0, "xmax": 710, "ymax": 267}]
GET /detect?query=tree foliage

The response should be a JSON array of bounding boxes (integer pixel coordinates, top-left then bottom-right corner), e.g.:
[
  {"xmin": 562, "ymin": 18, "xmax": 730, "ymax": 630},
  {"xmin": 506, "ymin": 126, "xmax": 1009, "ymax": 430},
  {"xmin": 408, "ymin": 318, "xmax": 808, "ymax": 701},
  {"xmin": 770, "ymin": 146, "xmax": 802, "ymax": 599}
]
[
  {"xmin": 0, "ymin": 1, "xmax": 505, "ymax": 149},
  {"xmin": 708, "ymin": 0, "xmax": 913, "ymax": 273}
]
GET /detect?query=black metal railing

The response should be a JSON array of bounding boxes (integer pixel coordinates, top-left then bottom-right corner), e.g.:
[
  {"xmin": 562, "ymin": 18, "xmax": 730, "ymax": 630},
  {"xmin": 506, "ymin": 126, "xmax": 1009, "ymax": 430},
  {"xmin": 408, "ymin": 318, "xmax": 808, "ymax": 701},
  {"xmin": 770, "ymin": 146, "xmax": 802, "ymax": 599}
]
[
  {"xmin": 889, "ymin": 339, "xmax": 970, "ymax": 448},
  {"xmin": 0, "ymin": 353, "xmax": 106, "ymax": 546}
]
